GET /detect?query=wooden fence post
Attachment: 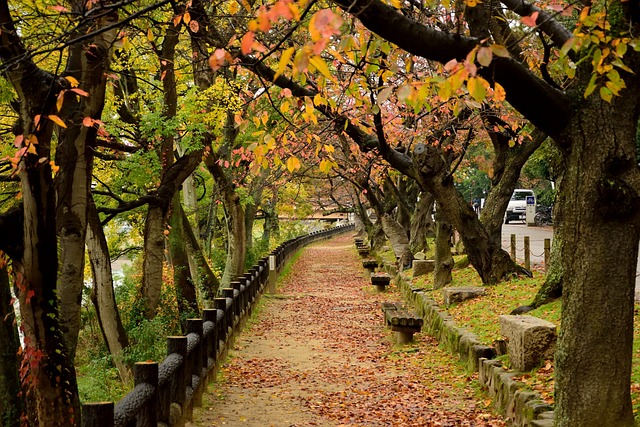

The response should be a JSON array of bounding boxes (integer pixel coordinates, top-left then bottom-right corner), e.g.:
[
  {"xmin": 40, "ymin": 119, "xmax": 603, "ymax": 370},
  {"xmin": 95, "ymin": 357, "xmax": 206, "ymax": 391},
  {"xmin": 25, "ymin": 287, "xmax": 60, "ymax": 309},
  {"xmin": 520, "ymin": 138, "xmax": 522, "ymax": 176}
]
[
  {"xmin": 82, "ymin": 402, "xmax": 113, "ymax": 427},
  {"xmin": 524, "ymin": 236, "xmax": 530, "ymax": 271},
  {"xmin": 134, "ymin": 361, "xmax": 158, "ymax": 427},
  {"xmin": 544, "ymin": 238, "xmax": 551, "ymax": 273}
]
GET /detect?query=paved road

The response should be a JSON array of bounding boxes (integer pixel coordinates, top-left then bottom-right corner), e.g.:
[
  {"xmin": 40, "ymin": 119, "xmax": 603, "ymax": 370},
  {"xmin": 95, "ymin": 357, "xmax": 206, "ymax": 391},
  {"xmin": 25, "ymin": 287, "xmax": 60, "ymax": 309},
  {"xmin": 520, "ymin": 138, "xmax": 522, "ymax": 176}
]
[
  {"xmin": 501, "ymin": 222, "xmax": 640, "ymax": 300},
  {"xmin": 501, "ymin": 223, "xmax": 552, "ymax": 268}
]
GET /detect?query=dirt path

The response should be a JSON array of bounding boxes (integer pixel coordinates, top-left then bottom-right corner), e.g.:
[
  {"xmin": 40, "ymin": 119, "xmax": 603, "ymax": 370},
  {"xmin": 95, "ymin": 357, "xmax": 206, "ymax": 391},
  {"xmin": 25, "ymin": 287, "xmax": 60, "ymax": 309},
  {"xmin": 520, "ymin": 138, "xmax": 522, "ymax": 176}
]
[{"xmin": 191, "ymin": 235, "xmax": 505, "ymax": 427}]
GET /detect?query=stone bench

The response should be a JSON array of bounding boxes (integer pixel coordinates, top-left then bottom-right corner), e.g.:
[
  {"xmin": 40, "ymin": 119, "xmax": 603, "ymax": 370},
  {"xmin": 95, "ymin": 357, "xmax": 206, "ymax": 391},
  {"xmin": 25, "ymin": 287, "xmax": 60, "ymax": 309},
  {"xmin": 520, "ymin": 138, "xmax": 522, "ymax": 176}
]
[
  {"xmin": 370, "ymin": 272, "xmax": 390, "ymax": 291},
  {"xmin": 499, "ymin": 315, "xmax": 557, "ymax": 371},
  {"xmin": 381, "ymin": 302, "xmax": 423, "ymax": 344},
  {"xmin": 362, "ymin": 259, "xmax": 379, "ymax": 274}
]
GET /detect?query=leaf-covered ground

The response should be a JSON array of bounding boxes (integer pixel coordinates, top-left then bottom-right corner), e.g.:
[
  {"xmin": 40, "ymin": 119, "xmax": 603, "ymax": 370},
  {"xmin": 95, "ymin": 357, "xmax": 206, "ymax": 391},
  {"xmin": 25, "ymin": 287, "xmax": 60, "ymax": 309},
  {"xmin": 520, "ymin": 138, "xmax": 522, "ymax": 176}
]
[{"xmin": 191, "ymin": 235, "xmax": 505, "ymax": 426}]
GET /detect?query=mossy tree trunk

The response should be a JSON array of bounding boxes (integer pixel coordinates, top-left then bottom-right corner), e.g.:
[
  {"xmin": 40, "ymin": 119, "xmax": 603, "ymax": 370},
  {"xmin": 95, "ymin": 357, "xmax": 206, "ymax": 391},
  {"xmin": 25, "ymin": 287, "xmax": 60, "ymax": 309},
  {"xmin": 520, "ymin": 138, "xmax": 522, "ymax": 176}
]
[{"xmin": 433, "ymin": 204, "xmax": 453, "ymax": 289}]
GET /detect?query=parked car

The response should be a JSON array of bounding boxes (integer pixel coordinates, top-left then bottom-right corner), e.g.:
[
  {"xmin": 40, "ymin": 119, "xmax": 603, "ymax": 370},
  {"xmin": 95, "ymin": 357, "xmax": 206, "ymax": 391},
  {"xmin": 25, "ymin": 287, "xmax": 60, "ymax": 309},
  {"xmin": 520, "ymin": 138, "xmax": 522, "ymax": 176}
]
[{"xmin": 504, "ymin": 189, "xmax": 535, "ymax": 223}]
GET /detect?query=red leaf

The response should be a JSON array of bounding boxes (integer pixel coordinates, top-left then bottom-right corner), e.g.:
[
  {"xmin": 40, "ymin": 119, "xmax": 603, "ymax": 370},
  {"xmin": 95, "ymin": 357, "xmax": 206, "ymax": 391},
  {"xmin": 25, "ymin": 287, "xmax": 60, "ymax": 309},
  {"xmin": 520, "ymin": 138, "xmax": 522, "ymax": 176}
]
[
  {"xmin": 189, "ymin": 20, "xmax": 200, "ymax": 33},
  {"xmin": 521, "ymin": 11, "xmax": 539, "ymax": 27},
  {"xmin": 70, "ymin": 88, "xmax": 89, "ymax": 97},
  {"xmin": 13, "ymin": 135, "xmax": 23, "ymax": 148}
]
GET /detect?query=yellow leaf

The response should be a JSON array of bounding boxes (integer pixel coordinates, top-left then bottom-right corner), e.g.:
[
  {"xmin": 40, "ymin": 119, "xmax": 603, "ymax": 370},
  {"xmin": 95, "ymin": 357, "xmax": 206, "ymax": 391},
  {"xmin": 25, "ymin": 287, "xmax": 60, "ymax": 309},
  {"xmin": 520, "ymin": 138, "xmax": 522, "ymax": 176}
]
[
  {"xmin": 29, "ymin": 134, "xmax": 38, "ymax": 145},
  {"xmin": 65, "ymin": 76, "xmax": 79, "ymax": 87},
  {"xmin": 599, "ymin": 86, "xmax": 612, "ymax": 103},
  {"xmin": 467, "ymin": 76, "xmax": 486, "ymax": 103},
  {"xmin": 280, "ymin": 101, "xmax": 290, "ymax": 114},
  {"xmin": 313, "ymin": 93, "xmax": 326, "ymax": 106},
  {"xmin": 228, "ymin": 1, "xmax": 239, "ymax": 14},
  {"xmin": 274, "ymin": 47, "xmax": 295, "ymax": 80},
  {"xmin": 56, "ymin": 91, "xmax": 65, "ymax": 112},
  {"xmin": 48, "ymin": 115, "xmax": 67, "ymax": 128},
  {"xmin": 324, "ymin": 144, "xmax": 334, "ymax": 153},
  {"xmin": 147, "ymin": 28, "xmax": 154, "ymax": 42},
  {"xmin": 308, "ymin": 55, "xmax": 334, "ymax": 82},
  {"xmin": 286, "ymin": 156, "xmax": 300, "ymax": 172},
  {"xmin": 390, "ymin": 0, "xmax": 402, "ymax": 8},
  {"xmin": 319, "ymin": 159, "xmax": 332, "ymax": 173},
  {"xmin": 27, "ymin": 143, "xmax": 37, "ymax": 155},
  {"xmin": 493, "ymin": 82, "xmax": 506, "ymax": 102}
]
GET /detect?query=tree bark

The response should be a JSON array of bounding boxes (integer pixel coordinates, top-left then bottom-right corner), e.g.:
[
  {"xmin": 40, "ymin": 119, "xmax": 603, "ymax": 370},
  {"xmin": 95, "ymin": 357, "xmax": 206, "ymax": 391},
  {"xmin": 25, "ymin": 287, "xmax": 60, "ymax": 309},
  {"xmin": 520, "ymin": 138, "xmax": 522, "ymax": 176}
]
[
  {"xmin": 86, "ymin": 201, "xmax": 130, "ymax": 383},
  {"xmin": 55, "ymin": 2, "xmax": 119, "ymax": 360},
  {"xmin": 141, "ymin": 204, "xmax": 166, "ymax": 318},
  {"xmin": 168, "ymin": 197, "xmax": 199, "ymax": 318},
  {"xmin": 0, "ymin": 266, "xmax": 22, "ymax": 427},
  {"xmin": 409, "ymin": 192, "xmax": 435, "ymax": 254},
  {"xmin": 381, "ymin": 214, "xmax": 413, "ymax": 269},
  {"xmin": 220, "ymin": 185, "xmax": 246, "ymax": 286},
  {"xmin": 553, "ymin": 87, "xmax": 640, "ymax": 427},
  {"xmin": 181, "ymin": 207, "xmax": 220, "ymax": 300},
  {"xmin": 433, "ymin": 205, "xmax": 453, "ymax": 289}
]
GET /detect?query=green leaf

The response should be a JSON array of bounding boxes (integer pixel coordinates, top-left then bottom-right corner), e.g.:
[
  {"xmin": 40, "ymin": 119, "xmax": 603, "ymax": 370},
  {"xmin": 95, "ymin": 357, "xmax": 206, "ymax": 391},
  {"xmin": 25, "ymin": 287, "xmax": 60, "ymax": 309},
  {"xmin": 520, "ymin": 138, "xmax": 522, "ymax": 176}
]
[
  {"xmin": 583, "ymin": 74, "xmax": 598, "ymax": 98},
  {"xmin": 467, "ymin": 76, "xmax": 486, "ymax": 103},
  {"xmin": 599, "ymin": 86, "xmax": 612, "ymax": 103}
]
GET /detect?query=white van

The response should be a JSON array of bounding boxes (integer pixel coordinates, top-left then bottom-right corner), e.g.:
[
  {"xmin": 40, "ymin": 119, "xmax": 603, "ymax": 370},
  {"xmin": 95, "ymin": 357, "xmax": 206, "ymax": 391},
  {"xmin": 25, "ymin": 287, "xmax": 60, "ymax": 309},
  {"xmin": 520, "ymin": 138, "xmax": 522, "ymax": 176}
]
[{"xmin": 505, "ymin": 189, "xmax": 535, "ymax": 223}]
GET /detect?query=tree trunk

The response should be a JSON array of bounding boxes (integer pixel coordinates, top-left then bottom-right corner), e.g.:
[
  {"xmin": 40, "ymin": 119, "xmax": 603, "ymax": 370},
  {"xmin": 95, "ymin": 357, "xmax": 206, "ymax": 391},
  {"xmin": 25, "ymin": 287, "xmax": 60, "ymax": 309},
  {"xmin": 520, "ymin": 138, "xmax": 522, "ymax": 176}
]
[
  {"xmin": 413, "ymin": 143, "xmax": 528, "ymax": 284},
  {"xmin": 380, "ymin": 214, "xmax": 413, "ymax": 269},
  {"xmin": 409, "ymin": 192, "xmax": 435, "ymax": 254},
  {"xmin": 168, "ymin": 197, "xmax": 199, "ymax": 318},
  {"xmin": 55, "ymin": 1, "xmax": 118, "ymax": 361},
  {"xmin": 18, "ymin": 162, "xmax": 80, "ymax": 426},
  {"xmin": 245, "ymin": 202, "xmax": 258, "ymax": 251},
  {"xmin": 433, "ymin": 205, "xmax": 453, "ymax": 289},
  {"xmin": 0, "ymin": 266, "xmax": 22, "ymax": 427},
  {"xmin": 553, "ymin": 91, "xmax": 640, "ymax": 427},
  {"xmin": 86, "ymin": 202, "xmax": 130, "ymax": 383},
  {"xmin": 221, "ymin": 187, "xmax": 246, "ymax": 286},
  {"xmin": 181, "ymin": 207, "xmax": 220, "ymax": 300},
  {"xmin": 141, "ymin": 204, "xmax": 166, "ymax": 318}
]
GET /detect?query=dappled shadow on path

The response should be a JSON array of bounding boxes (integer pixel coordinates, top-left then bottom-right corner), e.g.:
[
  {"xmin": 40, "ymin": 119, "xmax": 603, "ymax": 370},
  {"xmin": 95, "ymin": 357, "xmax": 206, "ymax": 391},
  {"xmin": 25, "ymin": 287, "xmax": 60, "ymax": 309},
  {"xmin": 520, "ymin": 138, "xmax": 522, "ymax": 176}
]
[{"xmin": 191, "ymin": 235, "xmax": 505, "ymax": 427}]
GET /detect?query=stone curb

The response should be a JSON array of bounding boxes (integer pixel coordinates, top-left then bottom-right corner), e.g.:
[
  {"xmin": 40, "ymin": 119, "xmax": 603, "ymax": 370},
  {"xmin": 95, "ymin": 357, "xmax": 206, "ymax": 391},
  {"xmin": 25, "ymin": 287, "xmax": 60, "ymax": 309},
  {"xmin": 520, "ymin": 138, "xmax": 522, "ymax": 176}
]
[{"xmin": 382, "ymin": 262, "xmax": 554, "ymax": 427}]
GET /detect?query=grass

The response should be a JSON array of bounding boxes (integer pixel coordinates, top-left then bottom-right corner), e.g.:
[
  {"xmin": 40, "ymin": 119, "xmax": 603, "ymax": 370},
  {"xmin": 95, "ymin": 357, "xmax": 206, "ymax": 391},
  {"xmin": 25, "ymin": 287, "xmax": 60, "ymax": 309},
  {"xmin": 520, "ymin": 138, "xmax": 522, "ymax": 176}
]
[{"xmin": 386, "ymin": 249, "xmax": 640, "ymax": 419}]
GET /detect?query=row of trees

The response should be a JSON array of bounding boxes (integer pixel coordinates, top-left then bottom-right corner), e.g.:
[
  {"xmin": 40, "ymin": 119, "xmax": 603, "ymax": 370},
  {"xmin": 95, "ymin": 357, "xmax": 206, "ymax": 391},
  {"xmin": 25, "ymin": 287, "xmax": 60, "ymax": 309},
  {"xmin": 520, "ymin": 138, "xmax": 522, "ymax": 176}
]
[{"xmin": 0, "ymin": 0, "xmax": 638, "ymax": 426}]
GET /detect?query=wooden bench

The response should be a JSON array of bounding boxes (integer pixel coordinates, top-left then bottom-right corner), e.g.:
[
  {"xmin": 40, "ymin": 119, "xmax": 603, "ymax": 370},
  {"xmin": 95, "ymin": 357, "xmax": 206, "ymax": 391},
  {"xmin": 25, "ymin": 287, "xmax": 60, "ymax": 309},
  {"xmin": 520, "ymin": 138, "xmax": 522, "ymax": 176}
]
[
  {"xmin": 362, "ymin": 259, "xmax": 379, "ymax": 274},
  {"xmin": 381, "ymin": 302, "xmax": 423, "ymax": 344},
  {"xmin": 370, "ymin": 272, "xmax": 390, "ymax": 291}
]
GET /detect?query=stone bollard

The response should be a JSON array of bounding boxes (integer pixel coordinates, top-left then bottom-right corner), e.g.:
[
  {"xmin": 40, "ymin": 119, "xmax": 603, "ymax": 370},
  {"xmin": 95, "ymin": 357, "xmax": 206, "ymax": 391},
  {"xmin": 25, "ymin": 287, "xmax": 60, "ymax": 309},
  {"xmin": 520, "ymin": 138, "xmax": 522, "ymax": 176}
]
[{"xmin": 499, "ymin": 315, "xmax": 557, "ymax": 371}]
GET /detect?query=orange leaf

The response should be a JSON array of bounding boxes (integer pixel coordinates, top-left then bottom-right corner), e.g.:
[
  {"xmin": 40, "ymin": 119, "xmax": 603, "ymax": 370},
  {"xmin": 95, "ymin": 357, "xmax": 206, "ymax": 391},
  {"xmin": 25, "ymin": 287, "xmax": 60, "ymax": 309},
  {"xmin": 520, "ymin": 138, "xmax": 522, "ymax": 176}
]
[
  {"xmin": 48, "ymin": 115, "xmax": 67, "ymax": 128},
  {"xmin": 83, "ymin": 117, "xmax": 95, "ymax": 127},
  {"xmin": 183, "ymin": 12, "xmax": 191, "ymax": 24},
  {"xmin": 241, "ymin": 31, "xmax": 254, "ymax": 54},
  {"xmin": 173, "ymin": 14, "xmax": 182, "ymax": 26}
]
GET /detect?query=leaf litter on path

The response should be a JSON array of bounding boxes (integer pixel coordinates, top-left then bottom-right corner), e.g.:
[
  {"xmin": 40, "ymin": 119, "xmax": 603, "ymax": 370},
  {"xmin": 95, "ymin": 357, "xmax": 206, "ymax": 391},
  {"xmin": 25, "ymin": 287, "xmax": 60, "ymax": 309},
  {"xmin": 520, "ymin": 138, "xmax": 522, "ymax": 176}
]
[{"xmin": 191, "ymin": 235, "xmax": 505, "ymax": 426}]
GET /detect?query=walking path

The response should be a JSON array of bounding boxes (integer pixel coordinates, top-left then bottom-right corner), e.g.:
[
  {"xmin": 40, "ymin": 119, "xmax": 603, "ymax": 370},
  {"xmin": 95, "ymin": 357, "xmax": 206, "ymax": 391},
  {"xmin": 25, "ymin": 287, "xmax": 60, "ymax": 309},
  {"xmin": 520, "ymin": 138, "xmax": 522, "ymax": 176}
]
[{"xmin": 191, "ymin": 235, "xmax": 505, "ymax": 426}]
